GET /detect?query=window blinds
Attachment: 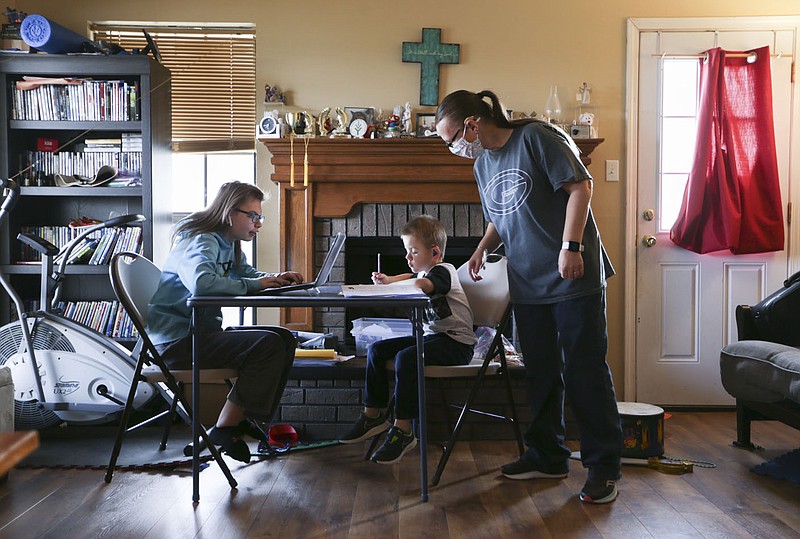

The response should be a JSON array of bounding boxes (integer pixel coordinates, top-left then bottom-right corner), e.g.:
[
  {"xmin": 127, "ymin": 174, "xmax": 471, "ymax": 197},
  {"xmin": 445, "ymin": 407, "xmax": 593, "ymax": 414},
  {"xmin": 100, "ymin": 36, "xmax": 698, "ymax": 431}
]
[{"xmin": 90, "ymin": 24, "xmax": 256, "ymax": 152}]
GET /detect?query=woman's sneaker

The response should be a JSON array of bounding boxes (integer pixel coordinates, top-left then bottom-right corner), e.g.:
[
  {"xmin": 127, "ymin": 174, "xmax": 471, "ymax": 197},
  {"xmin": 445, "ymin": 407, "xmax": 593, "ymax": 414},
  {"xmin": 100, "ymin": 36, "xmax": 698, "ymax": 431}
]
[
  {"xmin": 370, "ymin": 426, "xmax": 417, "ymax": 464},
  {"xmin": 340, "ymin": 412, "xmax": 390, "ymax": 444},
  {"xmin": 500, "ymin": 456, "xmax": 569, "ymax": 480},
  {"xmin": 579, "ymin": 476, "xmax": 618, "ymax": 504}
]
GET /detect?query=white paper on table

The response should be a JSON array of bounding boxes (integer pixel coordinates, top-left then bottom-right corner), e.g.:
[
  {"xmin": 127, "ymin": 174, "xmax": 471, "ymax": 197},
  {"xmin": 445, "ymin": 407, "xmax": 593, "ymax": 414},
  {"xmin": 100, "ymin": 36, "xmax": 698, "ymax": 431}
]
[{"xmin": 341, "ymin": 283, "xmax": 425, "ymax": 297}]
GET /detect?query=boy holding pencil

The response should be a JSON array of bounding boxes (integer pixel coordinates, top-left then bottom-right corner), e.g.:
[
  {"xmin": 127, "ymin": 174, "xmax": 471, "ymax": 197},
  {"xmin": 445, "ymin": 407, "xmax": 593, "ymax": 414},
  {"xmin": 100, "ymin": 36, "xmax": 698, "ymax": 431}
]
[{"xmin": 340, "ymin": 215, "xmax": 476, "ymax": 464}]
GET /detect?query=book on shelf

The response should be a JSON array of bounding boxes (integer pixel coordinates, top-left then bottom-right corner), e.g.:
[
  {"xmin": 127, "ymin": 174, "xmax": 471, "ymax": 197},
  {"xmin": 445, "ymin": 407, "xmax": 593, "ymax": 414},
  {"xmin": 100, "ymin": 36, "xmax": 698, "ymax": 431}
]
[
  {"xmin": 85, "ymin": 138, "xmax": 123, "ymax": 146},
  {"xmin": 81, "ymin": 143, "xmax": 123, "ymax": 153},
  {"xmin": 19, "ymin": 225, "xmax": 101, "ymax": 263},
  {"xmin": 66, "ymin": 237, "xmax": 100, "ymax": 265},
  {"xmin": 91, "ymin": 303, "xmax": 102, "ymax": 330},
  {"xmin": 11, "ymin": 78, "xmax": 140, "ymax": 122},
  {"xmin": 104, "ymin": 176, "xmax": 142, "ymax": 188},
  {"xmin": 53, "ymin": 297, "xmax": 139, "ymax": 338},
  {"xmin": 71, "ymin": 301, "xmax": 87, "ymax": 326},
  {"xmin": 94, "ymin": 301, "xmax": 113, "ymax": 334},
  {"xmin": 23, "ymin": 149, "xmax": 142, "ymax": 182},
  {"xmin": 18, "ymin": 225, "xmax": 142, "ymax": 264},
  {"xmin": 103, "ymin": 301, "xmax": 119, "ymax": 336},
  {"xmin": 110, "ymin": 303, "xmax": 137, "ymax": 339},
  {"xmin": 60, "ymin": 301, "xmax": 75, "ymax": 320},
  {"xmin": 120, "ymin": 134, "xmax": 142, "ymax": 147},
  {"xmin": 81, "ymin": 302, "xmax": 94, "ymax": 327},
  {"xmin": 87, "ymin": 228, "xmax": 117, "ymax": 265},
  {"xmin": 112, "ymin": 303, "xmax": 125, "ymax": 337},
  {"xmin": 88, "ymin": 302, "xmax": 102, "ymax": 330}
]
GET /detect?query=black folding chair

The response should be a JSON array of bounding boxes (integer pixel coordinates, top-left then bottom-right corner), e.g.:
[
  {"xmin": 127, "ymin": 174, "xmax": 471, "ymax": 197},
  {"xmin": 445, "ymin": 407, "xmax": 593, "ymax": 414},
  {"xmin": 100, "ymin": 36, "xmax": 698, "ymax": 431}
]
[{"xmin": 104, "ymin": 251, "xmax": 238, "ymax": 489}]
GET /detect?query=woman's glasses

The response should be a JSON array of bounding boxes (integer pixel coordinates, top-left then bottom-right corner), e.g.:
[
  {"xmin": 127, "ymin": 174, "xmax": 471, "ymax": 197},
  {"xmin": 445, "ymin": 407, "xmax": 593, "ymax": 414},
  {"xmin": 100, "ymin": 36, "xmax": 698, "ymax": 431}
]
[{"xmin": 445, "ymin": 126, "xmax": 464, "ymax": 148}]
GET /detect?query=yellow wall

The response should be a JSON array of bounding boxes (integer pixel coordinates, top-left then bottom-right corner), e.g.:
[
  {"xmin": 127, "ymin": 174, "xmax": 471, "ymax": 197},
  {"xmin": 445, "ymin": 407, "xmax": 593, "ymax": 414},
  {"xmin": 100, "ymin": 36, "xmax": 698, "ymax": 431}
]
[{"xmin": 13, "ymin": 0, "xmax": 800, "ymax": 394}]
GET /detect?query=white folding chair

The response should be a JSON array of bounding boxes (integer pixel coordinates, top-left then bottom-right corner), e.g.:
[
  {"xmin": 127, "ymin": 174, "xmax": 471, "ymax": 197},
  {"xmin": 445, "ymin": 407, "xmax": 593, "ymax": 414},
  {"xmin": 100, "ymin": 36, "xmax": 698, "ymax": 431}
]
[
  {"xmin": 105, "ymin": 251, "xmax": 238, "ymax": 488},
  {"xmin": 366, "ymin": 254, "xmax": 524, "ymax": 485}
]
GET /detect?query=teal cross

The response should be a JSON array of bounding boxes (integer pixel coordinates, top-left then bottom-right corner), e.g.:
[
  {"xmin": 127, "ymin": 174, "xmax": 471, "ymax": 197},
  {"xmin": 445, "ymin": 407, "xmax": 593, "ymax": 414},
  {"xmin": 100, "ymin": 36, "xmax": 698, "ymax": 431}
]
[{"xmin": 402, "ymin": 28, "xmax": 460, "ymax": 106}]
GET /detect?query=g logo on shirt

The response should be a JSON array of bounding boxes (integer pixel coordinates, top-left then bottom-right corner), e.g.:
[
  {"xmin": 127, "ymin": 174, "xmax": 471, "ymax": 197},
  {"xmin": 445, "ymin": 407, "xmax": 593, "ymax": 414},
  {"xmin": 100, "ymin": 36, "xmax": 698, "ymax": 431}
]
[{"xmin": 482, "ymin": 168, "xmax": 532, "ymax": 216}]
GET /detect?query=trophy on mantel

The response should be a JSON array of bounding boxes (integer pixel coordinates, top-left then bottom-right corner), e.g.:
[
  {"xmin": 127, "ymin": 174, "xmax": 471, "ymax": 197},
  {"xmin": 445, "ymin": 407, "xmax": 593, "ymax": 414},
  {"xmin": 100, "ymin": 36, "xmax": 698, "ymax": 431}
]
[
  {"xmin": 318, "ymin": 107, "xmax": 332, "ymax": 137},
  {"xmin": 285, "ymin": 111, "xmax": 315, "ymax": 138},
  {"xmin": 331, "ymin": 107, "xmax": 349, "ymax": 138},
  {"xmin": 302, "ymin": 111, "xmax": 316, "ymax": 137},
  {"xmin": 284, "ymin": 112, "xmax": 296, "ymax": 137}
]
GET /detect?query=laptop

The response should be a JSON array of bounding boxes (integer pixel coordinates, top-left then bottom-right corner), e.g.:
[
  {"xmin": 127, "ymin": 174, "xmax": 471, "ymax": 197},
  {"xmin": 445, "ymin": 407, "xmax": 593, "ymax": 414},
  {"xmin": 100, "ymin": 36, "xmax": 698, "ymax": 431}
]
[{"xmin": 257, "ymin": 232, "xmax": 345, "ymax": 295}]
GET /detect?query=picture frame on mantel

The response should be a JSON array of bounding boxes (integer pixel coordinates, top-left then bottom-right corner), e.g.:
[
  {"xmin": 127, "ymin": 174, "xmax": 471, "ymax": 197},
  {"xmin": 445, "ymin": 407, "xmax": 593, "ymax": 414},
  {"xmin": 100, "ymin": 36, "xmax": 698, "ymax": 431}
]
[
  {"xmin": 416, "ymin": 113, "xmax": 437, "ymax": 137},
  {"xmin": 344, "ymin": 107, "xmax": 376, "ymax": 127}
]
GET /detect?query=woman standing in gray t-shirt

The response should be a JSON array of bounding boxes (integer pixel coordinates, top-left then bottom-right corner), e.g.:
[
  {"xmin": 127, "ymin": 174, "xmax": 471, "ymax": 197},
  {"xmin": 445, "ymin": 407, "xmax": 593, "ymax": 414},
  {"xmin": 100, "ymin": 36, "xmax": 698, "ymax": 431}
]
[{"xmin": 435, "ymin": 90, "xmax": 623, "ymax": 505}]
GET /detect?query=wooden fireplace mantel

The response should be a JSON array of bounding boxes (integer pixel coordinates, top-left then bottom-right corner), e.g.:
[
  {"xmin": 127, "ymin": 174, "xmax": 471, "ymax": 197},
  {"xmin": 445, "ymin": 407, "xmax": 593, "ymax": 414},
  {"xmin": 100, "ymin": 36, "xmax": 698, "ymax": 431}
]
[{"xmin": 260, "ymin": 136, "xmax": 603, "ymax": 330}]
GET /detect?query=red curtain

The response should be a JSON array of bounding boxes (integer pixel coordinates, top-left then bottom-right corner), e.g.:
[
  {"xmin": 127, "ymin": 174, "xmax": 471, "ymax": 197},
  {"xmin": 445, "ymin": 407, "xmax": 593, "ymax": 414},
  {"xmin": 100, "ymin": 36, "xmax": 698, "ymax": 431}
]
[{"xmin": 670, "ymin": 46, "xmax": 784, "ymax": 254}]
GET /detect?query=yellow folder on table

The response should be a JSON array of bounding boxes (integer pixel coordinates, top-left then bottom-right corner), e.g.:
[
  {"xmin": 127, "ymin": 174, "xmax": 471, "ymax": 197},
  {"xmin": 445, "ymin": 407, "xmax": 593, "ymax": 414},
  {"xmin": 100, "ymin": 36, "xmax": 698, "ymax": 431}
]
[{"xmin": 294, "ymin": 349, "xmax": 336, "ymax": 359}]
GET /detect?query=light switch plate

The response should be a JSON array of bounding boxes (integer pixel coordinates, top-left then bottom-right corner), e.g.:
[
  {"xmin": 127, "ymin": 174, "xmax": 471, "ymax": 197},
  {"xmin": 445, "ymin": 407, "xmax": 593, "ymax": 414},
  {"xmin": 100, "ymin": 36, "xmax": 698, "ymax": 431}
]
[{"xmin": 606, "ymin": 160, "xmax": 619, "ymax": 182}]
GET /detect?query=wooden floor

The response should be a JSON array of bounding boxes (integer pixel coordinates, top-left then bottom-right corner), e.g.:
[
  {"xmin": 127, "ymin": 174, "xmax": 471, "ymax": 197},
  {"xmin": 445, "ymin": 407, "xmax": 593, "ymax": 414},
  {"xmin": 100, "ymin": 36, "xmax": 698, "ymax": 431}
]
[{"xmin": 1, "ymin": 411, "xmax": 799, "ymax": 538}]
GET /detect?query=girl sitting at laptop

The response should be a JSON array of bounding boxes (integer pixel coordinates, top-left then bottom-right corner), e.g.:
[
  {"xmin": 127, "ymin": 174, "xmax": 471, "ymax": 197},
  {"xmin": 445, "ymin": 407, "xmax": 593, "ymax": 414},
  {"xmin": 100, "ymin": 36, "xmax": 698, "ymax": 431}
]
[{"xmin": 147, "ymin": 181, "xmax": 301, "ymax": 462}]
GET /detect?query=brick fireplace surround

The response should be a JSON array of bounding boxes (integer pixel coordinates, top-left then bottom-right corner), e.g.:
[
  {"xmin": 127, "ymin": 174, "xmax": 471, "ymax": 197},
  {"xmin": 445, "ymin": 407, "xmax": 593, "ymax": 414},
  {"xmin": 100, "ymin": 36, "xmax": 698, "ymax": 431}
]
[{"xmin": 259, "ymin": 137, "xmax": 600, "ymax": 440}]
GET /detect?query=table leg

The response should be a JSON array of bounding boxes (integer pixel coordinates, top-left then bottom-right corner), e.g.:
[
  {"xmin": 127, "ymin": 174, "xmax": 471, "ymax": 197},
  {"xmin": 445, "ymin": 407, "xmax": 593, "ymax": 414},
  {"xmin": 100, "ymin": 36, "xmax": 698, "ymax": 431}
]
[
  {"xmin": 414, "ymin": 306, "xmax": 429, "ymax": 502},
  {"xmin": 192, "ymin": 309, "xmax": 200, "ymax": 503}
]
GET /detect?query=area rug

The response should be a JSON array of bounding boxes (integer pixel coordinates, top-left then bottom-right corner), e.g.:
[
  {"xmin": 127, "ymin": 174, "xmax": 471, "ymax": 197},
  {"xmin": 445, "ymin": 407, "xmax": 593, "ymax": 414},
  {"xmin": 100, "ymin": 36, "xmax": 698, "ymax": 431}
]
[
  {"xmin": 752, "ymin": 447, "xmax": 800, "ymax": 484},
  {"xmin": 18, "ymin": 425, "xmax": 210, "ymax": 471},
  {"xmin": 18, "ymin": 425, "xmax": 341, "ymax": 471}
]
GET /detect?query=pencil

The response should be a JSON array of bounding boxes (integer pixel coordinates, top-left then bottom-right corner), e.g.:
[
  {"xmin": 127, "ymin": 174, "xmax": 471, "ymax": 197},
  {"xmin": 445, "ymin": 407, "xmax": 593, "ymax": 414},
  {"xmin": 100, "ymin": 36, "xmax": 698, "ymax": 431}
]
[{"xmin": 377, "ymin": 253, "xmax": 381, "ymax": 274}]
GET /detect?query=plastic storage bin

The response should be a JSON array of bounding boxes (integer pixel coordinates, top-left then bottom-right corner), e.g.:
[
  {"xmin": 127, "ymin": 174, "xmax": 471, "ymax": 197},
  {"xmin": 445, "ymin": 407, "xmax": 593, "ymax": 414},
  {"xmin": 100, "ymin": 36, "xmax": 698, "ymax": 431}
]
[{"xmin": 350, "ymin": 317, "xmax": 413, "ymax": 356}]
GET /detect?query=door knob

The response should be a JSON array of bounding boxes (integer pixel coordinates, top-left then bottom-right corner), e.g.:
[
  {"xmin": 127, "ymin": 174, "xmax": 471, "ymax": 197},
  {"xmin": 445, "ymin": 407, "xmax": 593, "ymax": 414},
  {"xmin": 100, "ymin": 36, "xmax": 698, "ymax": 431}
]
[
  {"xmin": 642, "ymin": 235, "xmax": 657, "ymax": 247},
  {"xmin": 642, "ymin": 209, "xmax": 655, "ymax": 221}
]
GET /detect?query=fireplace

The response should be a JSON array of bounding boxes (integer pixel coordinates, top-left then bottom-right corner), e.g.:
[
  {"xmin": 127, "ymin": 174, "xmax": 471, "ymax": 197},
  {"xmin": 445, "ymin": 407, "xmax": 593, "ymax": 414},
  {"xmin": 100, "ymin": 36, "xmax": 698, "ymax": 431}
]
[{"xmin": 310, "ymin": 200, "xmax": 487, "ymax": 348}]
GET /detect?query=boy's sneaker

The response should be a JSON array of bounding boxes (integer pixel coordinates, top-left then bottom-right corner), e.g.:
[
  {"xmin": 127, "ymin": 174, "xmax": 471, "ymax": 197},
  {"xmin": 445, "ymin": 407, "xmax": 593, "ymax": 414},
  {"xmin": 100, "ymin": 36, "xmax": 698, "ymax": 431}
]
[
  {"xmin": 501, "ymin": 457, "xmax": 569, "ymax": 480},
  {"xmin": 370, "ymin": 426, "xmax": 417, "ymax": 464},
  {"xmin": 340, "ymin": 412, "xmax": 390, "ymax": 444},
  {"xmin": 579, "ymin": 476, "xmax": 618, "ymax": 504}
]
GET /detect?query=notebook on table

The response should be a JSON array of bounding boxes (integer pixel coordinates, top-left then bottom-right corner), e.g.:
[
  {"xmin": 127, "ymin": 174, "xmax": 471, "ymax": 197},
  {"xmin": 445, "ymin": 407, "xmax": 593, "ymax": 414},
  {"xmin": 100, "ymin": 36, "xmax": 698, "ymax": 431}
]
[{"xmin": 257, "ymin": 232, "xmax": 345, "ymax": 295}]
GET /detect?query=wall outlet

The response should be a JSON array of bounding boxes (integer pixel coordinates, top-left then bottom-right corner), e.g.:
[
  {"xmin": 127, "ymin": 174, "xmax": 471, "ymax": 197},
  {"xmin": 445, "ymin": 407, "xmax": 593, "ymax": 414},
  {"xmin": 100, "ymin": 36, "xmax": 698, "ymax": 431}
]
[{"xmin": 605, "ymin": 160, "xmax": 619, "ymax": 182}]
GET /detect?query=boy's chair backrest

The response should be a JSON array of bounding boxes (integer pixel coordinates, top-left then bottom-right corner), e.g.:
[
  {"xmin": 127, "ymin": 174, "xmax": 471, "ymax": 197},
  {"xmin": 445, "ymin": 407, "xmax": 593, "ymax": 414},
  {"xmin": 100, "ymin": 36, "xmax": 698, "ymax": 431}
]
[{"xmin": 456, "ymin": 254, "xmax": 510, "ymax": 327}]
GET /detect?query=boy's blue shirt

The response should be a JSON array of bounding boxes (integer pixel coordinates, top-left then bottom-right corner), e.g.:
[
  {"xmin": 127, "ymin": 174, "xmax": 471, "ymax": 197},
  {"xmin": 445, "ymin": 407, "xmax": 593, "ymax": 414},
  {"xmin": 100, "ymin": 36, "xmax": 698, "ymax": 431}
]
[{"xmin": 147, "ymin": 231, "xmax": 267, "ymax": 345}]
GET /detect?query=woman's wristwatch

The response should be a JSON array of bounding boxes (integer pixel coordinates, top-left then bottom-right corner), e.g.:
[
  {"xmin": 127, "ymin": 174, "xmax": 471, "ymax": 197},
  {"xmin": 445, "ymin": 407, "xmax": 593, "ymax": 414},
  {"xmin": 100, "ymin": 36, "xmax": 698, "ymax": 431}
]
[{"xmin": 561, "ymin": 241, "xmax": 584, "ymax": 252}]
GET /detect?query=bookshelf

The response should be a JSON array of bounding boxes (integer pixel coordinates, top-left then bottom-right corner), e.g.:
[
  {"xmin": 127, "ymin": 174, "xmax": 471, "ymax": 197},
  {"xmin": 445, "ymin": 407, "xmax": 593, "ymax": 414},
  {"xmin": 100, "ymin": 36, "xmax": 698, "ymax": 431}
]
[{"xmin": 0, "ymin": 53, "xmax": 171, "ymax": 332}]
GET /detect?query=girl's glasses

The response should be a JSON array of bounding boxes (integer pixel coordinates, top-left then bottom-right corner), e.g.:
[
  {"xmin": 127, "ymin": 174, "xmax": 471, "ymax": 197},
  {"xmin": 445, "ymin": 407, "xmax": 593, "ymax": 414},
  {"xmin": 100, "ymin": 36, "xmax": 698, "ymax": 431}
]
[{"xmin": 235, "ymin": 209, "xmax": 265, "ymax": 223}]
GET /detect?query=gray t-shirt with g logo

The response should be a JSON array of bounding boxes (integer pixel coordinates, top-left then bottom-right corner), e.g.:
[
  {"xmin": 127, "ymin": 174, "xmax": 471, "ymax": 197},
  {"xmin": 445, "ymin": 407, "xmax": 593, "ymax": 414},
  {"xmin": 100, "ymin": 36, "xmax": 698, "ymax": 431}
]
[{"xmin": 472, "ymin": 122, "xmax": 614, "ymax": 304}]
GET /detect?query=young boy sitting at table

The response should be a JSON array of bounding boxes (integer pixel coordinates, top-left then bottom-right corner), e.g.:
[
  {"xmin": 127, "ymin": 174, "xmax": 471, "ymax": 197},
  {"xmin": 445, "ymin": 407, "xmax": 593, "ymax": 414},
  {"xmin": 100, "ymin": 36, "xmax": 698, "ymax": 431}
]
[{"xmin": 340, "ymin": 215, "xmax": 476, "ymax": 464}]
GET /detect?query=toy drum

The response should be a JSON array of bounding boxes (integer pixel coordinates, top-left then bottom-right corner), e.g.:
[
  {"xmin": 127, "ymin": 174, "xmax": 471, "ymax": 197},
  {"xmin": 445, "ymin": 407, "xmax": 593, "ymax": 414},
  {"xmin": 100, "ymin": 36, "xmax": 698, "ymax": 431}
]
[{"xmin": 618, "ymin": 402, "xmax": 664, "ymax": 459}]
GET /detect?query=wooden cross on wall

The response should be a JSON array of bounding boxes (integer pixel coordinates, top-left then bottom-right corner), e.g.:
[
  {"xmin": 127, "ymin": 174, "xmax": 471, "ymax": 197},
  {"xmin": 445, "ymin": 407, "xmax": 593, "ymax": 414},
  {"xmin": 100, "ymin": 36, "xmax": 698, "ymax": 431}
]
[{"xmin": 402, "ymin": 28, "xmax": 460, "ymax": 106}]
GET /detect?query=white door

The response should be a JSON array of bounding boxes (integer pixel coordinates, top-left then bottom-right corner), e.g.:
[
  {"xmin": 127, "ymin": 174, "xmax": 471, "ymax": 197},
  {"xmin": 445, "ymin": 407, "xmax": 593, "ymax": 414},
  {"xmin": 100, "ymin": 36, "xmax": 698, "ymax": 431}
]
[{"xmin": 635, "ymin": 28, "xmax": 794, "ymax": 405}]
